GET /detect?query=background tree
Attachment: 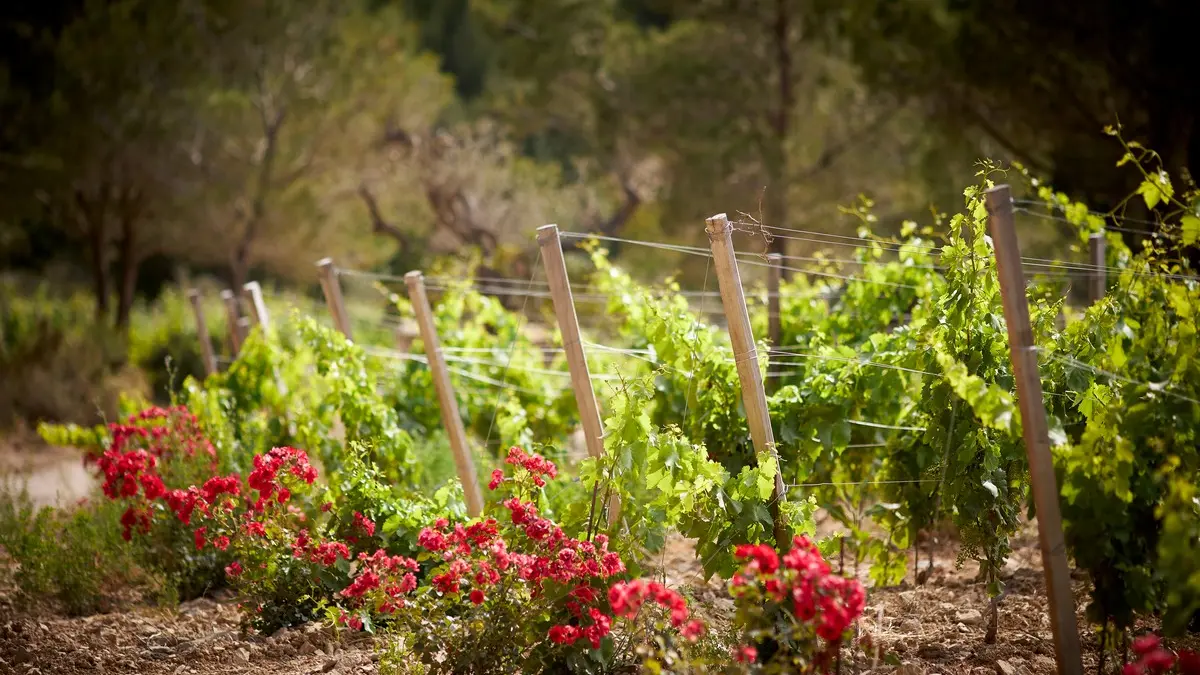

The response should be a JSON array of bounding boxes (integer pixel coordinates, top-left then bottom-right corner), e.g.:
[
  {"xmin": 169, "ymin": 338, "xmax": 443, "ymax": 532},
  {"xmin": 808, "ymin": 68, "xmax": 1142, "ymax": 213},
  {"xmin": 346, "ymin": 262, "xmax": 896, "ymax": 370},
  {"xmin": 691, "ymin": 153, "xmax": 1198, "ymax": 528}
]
[
  {"xmin": 179, "ymin": 0, "xmax": 453, "ymax": 288},
  {"xmin": 8, "ymin": 0, "xmax": 202, "ymax": 327},
  {"xmin": 812, "ymin": 0, "xmax": 1199, "ymax": 222}
]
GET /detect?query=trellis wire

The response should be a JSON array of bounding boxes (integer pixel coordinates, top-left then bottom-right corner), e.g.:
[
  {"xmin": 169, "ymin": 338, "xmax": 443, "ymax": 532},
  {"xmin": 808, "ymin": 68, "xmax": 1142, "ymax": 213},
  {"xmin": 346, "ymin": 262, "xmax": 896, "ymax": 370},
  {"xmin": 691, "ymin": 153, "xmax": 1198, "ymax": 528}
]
[
  {"xmin": 1035, "ymin": 348, "xmax": 1200, "ymax": 406},
  {"xmin": 559, "ymin": 232, "xmax": 923, "ymax": 290},
  {"xmin": 484, "ymin": 247, "xmax": 543, "ymax": 450},
  {"xmin": 766, "ymin": 348, "xmax": 939, "ymax": 377},
  {"xmin": 1011, "ymin": 198, "xmax": 1163, "ymax": 230}
]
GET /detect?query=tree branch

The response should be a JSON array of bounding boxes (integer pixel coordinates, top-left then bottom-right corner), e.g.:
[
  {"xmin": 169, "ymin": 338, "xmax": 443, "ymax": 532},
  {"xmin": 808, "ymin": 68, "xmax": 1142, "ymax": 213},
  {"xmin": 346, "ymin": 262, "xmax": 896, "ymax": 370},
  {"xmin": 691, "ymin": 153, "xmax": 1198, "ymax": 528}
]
[
  {"xmin": 358, "ymin": 183, "xmax": 413, "ymax": 252},
  {"xmin": 794, "ymin": 108, "xmax": 900, "ymax": 182}
]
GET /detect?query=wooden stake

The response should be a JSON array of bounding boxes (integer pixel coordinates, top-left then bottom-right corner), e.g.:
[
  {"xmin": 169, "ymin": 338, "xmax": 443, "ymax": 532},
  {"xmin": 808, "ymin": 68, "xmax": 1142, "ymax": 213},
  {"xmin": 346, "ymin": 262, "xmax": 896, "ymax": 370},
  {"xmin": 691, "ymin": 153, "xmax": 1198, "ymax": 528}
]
[
  {"xmin": 406, "ymin": 271, "xmax": 484, "ymax": 518},
  {"xmin": 242, "ymin": 281, "xmax": 271, "ymax": 331},
  {"xmin": 316, "ymin": 258, "xmax": 353, "ymax": 339},
  {"xmin": 220, "ymin": 289, "xmax": 244, "ymax": 354},
  {"xmin": 1088, "ymin": 233, "xmax": 1106, "ymax": 305},
  {"xmin": 705, "ymin": 213, "xmax": 789, "ymax": 548},
  {"xmin": 187, "ymin": 289, "xmax": 218, "ymax": 377},
  {"xmin": 986, "ymin": 185, "xmax": 1082, "ymax": 675},
  {"xmin": 536, "ymin": 224, "xmax": 620, "ymax": 523},
  {"xmin": 767, "ymin": 253, "xmax": 782, "ymax": 394}
]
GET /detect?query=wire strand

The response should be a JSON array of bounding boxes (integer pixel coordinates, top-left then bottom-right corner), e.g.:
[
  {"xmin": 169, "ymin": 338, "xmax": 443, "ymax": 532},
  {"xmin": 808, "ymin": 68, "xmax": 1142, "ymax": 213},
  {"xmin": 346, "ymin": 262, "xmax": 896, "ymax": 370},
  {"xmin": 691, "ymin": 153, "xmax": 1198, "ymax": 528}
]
[{"xmin": 1036, "ymin": 348, "xmax": 1200, "ymax": 406}]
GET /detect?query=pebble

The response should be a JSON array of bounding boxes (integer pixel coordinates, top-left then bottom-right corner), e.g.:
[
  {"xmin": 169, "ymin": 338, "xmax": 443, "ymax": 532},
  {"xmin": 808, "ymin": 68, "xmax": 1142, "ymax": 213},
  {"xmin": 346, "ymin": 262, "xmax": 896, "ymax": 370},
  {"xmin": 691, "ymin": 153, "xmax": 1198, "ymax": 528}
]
[
  {"xmin": 323, "ymin": 657, "xmax": 340, "ymax": 672},
  {"xmin": 898, "ymin": 590, "xmax": 918, "ymax": 608},
  {"xmin": 957, "ymin": 622, "xmax": 970, "ymax": 633},
  {"xmin": 955, "ymin": 609, "xmax": 984, "ymax": 625},
  {"xmin": 299, "ymin": 641, "xmax": 317, "ymax": 655},
  {"xmin": 995, "ymin": 660, "xmax": 1018, "ymax": 675},
  {"xmin": 900, "ymin": 618, "xmax": 921, "ymax": 633},
  {"xmin": 236, "ymin": 647, "xmax": 251, "ymax": 663},
  {"xmin": 149, "ymin": 645, "xmax": 173, "ymax": 658}
]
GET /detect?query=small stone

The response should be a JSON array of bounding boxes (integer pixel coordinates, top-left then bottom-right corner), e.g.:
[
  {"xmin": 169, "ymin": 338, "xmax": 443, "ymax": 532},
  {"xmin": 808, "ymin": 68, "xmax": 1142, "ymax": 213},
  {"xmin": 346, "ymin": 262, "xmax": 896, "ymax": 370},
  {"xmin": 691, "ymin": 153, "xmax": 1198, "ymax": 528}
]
[
  {"xmin": 1033, "ymin": 656, "xmax": 1055, "ymax": 672},
  {"xmin": 1001, "ymin": 558, "xmax": 1021, "ymax": 579},
  {"xmin": 955, "ymin": 609, "xmax": 984, "ymax": 625},
  {"xmin": 236, "ymin": 647, "xmax": 251, "ymax": 663},
  {"xmin": 299, "ymin": 641, "xmax": 317, "ymax": 655},
  {"xmin": 995, "ymin": 660, "xmax": 1018, "ymax": 675},
  {"xmin": 149, "ymin": 645, "xmax": 173, "ymax": 658},
  {"xmin": 957, "ymin": 622, "xmax": 970, "ymax": 633},
  {"xmin": 173, "ymin": 666, "xmax": 186, "ymax": 675},
  {"xmin": 323, "ymin": 657, "xmax": 340, "ymax": 672},
  {"xmin": 900, "ymin": 618, "xmax": 921, "ymax": 633},
  {"xmin": 898, "ymin": 590, "xmax": 918, "ymax": 608}
]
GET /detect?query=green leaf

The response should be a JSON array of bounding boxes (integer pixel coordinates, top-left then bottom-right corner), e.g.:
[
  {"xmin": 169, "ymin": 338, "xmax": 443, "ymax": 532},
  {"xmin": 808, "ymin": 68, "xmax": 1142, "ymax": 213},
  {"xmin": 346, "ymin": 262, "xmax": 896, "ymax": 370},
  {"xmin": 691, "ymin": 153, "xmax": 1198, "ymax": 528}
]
[
  {"xmin": 1137, "ymin": 171, "xmax": 1173, "ymax": 209},
  {"xmin": 1181, "ymin": 215, "xmax": 1200, "ymax": 246}
]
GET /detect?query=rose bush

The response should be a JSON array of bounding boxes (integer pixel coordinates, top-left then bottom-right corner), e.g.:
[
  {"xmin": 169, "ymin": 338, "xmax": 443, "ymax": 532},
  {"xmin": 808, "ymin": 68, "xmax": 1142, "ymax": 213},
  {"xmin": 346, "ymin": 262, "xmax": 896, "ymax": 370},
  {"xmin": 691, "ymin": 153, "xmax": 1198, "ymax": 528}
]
[
  {"xmin": 1123, "ymin": 633, "xmax": 1200, "ymax": 675},
  {"xmin": 59, "ymin": 404, "xmax": 883, "ymax": 674},
  {"xmin": 385, "ymin": 446, "xmax": 630, "ymax": 674},
  {"xmin": 728, "ymin": 536, "xmax": 866, "ymax": 673}
]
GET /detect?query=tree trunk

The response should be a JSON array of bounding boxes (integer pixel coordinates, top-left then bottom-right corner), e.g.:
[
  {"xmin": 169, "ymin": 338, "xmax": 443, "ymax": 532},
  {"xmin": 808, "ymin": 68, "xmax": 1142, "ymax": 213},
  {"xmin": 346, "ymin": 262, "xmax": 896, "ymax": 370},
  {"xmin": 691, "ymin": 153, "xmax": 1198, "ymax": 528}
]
[
  {"xmin": 115, "ymin": 216, "xmax": 139, "ymax": 330},
  {"xmin": 76, "ymin": 189, "xmax": 111, "ymax": 320},
  {"xmin": 768, "ymin": 0, "xmax": 794, "ymax": 276},
  {"xmin": 229, "ymin": 245, "xmax": 249, "ymax": 292},
  {"xmin": 88, "ymin": 218, "xmax": 110, "ymax": 320}
]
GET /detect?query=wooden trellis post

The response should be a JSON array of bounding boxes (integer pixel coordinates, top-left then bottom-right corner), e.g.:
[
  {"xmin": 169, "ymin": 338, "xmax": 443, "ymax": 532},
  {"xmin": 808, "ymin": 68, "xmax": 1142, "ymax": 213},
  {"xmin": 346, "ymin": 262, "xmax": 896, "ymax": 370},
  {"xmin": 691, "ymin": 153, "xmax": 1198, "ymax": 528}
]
[
  {"xmin": 986, "ymin": 185, "xmax": 1083, "ymax": 675},
  {"xmin": 1088, "ymin": 233, "xmax": 1106, "ymax": 305},
  {"xmin": 537, "ymin": 224, "xmax": 620, "ymax": 523},
  {"xmin": 187, "ymin": 289, "xmax": 218, "ymax": 377},
  {"xmin": 242, "ymin": 281, "xmax": 271, "ymax": 331},
  {"xmin": 406, "ymin": 271, "xmax": 484, "ymax": 518},
  {"xmin": 766, "ymin": 253, "xmax": 782, "ymax": 394},
  {"xmin": 316, "ymin": 258, "xmax": 353, "ymax": 339},
  {"xmin": 220, "ymin": 289, "xmax": 244, "ymax": 355},
  {"xmin": 705, "ymin": 213, "xmax": 789, "ymax": 549}
]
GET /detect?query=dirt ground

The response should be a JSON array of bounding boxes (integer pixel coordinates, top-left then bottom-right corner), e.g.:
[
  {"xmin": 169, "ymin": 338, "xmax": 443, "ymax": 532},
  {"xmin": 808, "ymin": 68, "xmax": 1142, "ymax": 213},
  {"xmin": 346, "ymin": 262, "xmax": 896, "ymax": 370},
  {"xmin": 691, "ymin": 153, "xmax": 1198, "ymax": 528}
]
[
  {"xmin": 0, "ymin": 430, "xmax": 94, "ymax": 509},
  {"xmin": 1, "ymin": 434, "xmax": 1191, "ymax": 675}
]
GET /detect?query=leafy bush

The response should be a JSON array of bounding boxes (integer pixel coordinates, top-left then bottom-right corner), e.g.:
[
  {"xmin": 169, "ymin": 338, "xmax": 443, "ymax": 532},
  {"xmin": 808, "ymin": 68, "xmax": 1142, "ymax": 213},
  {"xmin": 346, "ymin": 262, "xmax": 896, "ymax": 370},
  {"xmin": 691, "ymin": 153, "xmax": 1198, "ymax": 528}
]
[
  {"xmin": 0, "ymin": 282, "xmax": 143, "ymax": 428},
  {"xmin": 127, "ymin": 286, "xmax": 225, "ymax": 402},
  {"xmin": 385, "ymin": 446, "xmax": 629, "ymax": 674},
  {"xmin": 1122, "ymin": 633, "xmax": 1200, "ymax": 675},
  {"xmin": 0, "ymin": 486, "xmax": 159, "ymax": 615},
  {"xmin": 727, "ymin": 536, "xmax": 865, "ymax": 673}
]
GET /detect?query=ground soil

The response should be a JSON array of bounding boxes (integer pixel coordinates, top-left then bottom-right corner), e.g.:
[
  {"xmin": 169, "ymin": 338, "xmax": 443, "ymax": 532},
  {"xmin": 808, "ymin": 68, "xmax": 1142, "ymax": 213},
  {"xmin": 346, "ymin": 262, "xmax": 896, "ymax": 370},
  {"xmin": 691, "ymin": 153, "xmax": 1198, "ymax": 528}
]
[
  {"xmin": 2, "ymin": 435, "xmax": 1194, "ymax": 675},
  {"xmin": 0, "ymin": 430, "xmax": 93, "ymax": 509}
]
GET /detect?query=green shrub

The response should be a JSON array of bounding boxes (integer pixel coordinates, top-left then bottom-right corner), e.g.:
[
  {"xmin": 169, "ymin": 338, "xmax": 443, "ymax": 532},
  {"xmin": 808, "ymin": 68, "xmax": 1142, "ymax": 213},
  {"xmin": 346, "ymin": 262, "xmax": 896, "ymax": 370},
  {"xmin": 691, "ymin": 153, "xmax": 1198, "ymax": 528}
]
[
  {"xmin": 0, "ymin": 485, "xmax": 159, "ymax": 615},
  {"xmin": 0, "ymin": 281, "xmax": 144, "ymax": 428}
]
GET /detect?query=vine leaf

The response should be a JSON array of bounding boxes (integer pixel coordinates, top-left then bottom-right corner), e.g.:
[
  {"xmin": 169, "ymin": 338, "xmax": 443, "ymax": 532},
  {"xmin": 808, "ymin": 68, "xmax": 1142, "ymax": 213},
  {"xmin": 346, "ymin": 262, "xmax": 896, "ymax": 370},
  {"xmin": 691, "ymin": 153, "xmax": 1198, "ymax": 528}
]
[{"xmin": 1181, "ymin": 215, "xmax": 1200, "ymax": 246}]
